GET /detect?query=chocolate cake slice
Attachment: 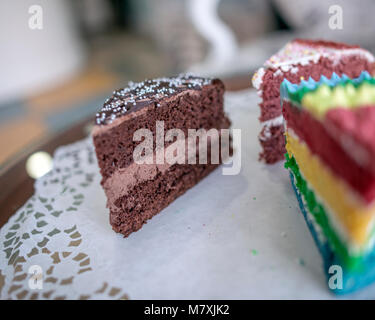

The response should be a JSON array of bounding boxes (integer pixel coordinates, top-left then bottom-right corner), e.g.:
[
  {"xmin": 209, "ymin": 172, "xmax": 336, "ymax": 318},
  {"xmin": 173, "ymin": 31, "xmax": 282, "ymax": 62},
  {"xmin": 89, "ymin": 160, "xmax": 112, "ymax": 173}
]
[
  {"xmin": 252, "ymin": 38, "xmax": 375, "ymax": 164},
  {"xmin": 92, "ymin": 74, "xmax": 231, "ymax": 236}
]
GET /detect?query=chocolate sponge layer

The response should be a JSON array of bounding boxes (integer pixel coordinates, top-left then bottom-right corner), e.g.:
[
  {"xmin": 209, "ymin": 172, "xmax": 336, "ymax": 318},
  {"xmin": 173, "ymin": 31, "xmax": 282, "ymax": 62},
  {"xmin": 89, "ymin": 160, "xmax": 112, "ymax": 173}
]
[
  {"xmin": 110, "ymin": 162, "xmax": 219, "ymax": 236},
  {"xmin": 93, "ymin": 79, "xmax": 228, "ymax": 183}
]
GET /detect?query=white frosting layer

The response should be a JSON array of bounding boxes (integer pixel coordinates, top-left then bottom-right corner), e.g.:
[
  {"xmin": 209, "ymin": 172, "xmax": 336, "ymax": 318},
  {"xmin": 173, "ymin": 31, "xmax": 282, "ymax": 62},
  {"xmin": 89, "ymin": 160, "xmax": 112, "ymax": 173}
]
[
  {"xmin": 265, "ymin": 42, "xmax": 375, "ymax": 71},
  {"xmin": 251, "ymin": 67, "xmax": 265, "ymax": 90},
  {"xmin": 261, "ymin": 115, "xmax": 284, "ymax": 128},
  {"xmin": 259, "ymin": 115, "xmax": 284, "ymax": 141}
]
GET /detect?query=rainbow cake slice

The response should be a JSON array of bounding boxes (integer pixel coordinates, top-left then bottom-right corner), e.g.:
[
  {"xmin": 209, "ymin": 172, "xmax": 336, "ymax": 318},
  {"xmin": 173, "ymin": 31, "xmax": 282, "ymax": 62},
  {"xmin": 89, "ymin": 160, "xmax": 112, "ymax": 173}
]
[{"xmin": 281, "ymin": 71, "xmax": 375, "ymax": 294}]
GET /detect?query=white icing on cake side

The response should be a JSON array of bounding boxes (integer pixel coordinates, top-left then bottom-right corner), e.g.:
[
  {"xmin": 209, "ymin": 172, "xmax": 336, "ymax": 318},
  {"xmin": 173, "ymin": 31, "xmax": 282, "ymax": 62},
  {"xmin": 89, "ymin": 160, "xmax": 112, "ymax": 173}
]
[
  {"xmin": 261, "ymin": 115, "xmax": 284, "ymax": 128},
  {"xmin": 265, "ymin": 41, "xmax": 375, "ymax": 72},
  {"xmin": 259, "ymin": 115, "xmax": 284, "ymax": 141},
  {"xmin": 251, "ymin": 67, "xmax": 265, "ymax": 90}
]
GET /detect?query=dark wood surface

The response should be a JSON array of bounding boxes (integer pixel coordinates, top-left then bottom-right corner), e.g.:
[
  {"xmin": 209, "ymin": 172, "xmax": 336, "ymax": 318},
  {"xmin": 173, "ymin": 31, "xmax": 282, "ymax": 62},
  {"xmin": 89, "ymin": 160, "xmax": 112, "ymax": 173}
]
[{"xmin": 0, "ymin": 75, "xmax": 251, "ymax": 228}]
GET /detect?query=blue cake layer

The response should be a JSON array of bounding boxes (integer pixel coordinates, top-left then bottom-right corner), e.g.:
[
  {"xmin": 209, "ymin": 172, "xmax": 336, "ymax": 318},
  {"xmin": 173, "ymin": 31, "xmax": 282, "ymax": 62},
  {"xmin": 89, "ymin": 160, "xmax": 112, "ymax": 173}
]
[{"xmin": 289, "ymin": 172, "xmax": 375, "ymax": 295}]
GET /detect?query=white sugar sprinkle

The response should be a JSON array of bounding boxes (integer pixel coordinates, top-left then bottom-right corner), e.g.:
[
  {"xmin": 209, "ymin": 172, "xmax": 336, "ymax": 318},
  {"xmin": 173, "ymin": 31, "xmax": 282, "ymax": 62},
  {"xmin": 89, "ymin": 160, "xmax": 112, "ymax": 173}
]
[{"xmin": 96, "ymin": 73, "xmax": 212, "ymax": 125}]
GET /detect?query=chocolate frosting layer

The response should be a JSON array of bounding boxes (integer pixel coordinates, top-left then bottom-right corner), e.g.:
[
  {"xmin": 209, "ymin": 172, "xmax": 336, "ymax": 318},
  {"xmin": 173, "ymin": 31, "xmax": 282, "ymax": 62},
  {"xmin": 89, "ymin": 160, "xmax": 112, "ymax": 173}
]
[{"xmin": 96, "ymin": 73, "xmax": 214, "ymax": 125}]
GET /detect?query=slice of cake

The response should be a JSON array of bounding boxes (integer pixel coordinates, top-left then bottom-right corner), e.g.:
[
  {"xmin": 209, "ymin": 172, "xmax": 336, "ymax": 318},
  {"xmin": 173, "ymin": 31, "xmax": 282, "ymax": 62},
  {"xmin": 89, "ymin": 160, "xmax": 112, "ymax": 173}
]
[
  {"xmin": 92, "ymin": 74, "xmax": 231, "ymax": 237},
  {"xmin": 282, "ymin": 71, "xmax": 375, "ymax": 293},
  {"xmin": 252, "ymin": 38, "xmax": 375, "ymax": 164}
]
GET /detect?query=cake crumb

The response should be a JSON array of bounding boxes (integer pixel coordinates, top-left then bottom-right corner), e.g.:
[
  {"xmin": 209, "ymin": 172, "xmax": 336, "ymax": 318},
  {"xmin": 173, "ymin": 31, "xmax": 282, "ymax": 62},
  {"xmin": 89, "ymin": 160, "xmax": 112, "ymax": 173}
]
[{"xmin": 296, "ymin": 258, "xmax": 305, "ymax": 266}]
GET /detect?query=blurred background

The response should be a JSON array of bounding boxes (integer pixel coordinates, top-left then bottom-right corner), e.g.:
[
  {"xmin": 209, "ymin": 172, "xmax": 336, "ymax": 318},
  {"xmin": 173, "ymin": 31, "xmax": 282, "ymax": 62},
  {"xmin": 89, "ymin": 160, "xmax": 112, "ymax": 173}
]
[{"xmin": 1, "ymin": 0, "xmax": 375, "ymax": 170}]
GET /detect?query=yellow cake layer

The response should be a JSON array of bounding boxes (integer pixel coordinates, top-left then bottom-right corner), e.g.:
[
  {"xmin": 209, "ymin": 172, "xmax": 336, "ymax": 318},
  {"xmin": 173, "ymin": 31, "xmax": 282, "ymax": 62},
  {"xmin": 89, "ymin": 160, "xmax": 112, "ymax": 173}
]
[{"xmin": 286, "ymin": 131, "xmax": 375, "ymax": 248}]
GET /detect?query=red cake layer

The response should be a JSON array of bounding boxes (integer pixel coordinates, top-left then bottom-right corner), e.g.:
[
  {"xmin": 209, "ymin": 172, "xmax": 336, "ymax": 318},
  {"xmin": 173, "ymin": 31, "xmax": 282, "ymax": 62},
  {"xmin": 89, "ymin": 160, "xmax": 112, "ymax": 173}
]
[
  {"xmin": 259, "ymin": 124, "xmax": 286, "ymax": 163},
  {"xmin": 326, "ymin": 106, "xmax": 375, "ymax": 174},
  {"xmin": 283, "ymin": 102, "xmax": 375, "ymax": 204}
]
